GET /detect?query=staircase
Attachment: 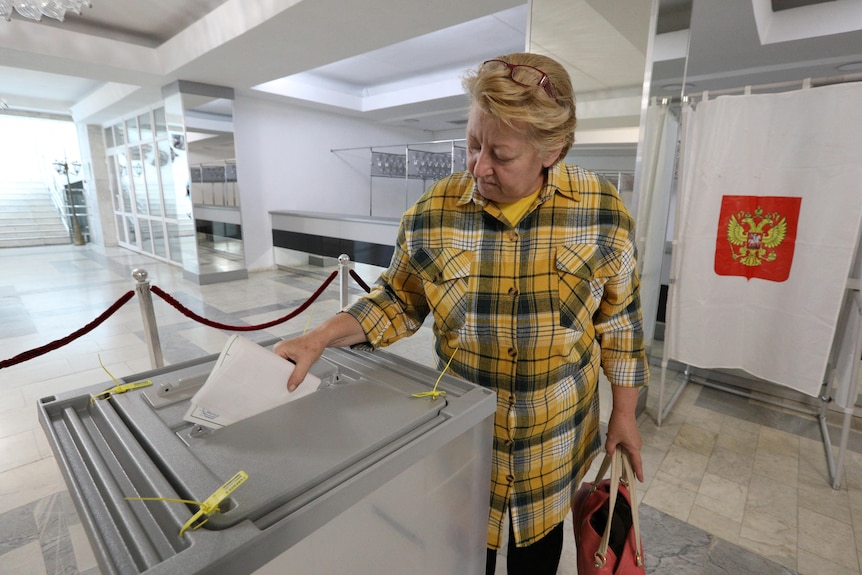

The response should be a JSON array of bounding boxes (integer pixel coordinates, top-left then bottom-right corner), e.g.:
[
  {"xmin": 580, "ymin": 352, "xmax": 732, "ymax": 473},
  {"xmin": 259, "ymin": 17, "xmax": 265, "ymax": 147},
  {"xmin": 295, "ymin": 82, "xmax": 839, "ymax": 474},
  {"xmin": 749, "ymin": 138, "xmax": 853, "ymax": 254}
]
[{"xmin": 0, "ymin": 182, "xmax": 71, "ymax": 248}]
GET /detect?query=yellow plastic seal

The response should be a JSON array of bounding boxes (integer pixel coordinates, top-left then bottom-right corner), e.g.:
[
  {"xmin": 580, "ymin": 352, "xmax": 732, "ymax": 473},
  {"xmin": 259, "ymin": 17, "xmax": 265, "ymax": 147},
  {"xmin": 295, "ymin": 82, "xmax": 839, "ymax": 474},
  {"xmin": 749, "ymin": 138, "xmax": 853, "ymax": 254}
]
[
  {"xmin": 179, "ymin": 470, "xmax": 249, "ymax": 537},
  {"xmin": 91, "ymin": 354, "xmax": 152, "ymax": 402},
  {"xmin": 126, "ymin": 470, "xmax": 249, "ymax": 538},
  {"xmin": 412, "ymin": 347, "xmax": 458, "ymax": 400}
]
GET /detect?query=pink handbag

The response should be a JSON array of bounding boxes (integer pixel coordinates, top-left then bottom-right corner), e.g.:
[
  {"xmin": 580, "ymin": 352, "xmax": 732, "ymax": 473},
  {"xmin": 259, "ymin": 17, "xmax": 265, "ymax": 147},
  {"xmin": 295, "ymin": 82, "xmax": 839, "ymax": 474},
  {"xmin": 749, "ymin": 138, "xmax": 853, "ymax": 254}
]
[{"xmin": 572, "ymin": 450, "xmax": 645, "ymax": 575}]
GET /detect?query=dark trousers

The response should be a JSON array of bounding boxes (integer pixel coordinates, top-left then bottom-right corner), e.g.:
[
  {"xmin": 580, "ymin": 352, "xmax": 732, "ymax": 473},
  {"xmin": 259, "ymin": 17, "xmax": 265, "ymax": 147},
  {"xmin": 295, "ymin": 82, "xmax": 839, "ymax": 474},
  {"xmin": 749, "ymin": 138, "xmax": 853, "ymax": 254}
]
[{"xmin": 485, "ymin": 520, "xmax": 564, "ymax": 575}]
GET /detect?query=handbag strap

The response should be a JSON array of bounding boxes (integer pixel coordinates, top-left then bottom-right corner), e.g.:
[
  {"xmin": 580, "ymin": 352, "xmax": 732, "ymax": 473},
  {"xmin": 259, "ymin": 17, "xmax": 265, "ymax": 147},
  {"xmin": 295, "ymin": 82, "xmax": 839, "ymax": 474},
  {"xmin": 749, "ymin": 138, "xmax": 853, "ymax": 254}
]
[
  {"xmin": 593, "ymin": 450, "xmax": 645, "ymax": 569},
  {"xmin": 593, "ymin": 450, "xmax": 621, "ymax": 568},
  {"xmin": 620, "ymin": 451, "xmax": 645, "ymax": 567},
  {"xmin": 589, "ymin": 451, "xmax": 614, "ymax": 494}
]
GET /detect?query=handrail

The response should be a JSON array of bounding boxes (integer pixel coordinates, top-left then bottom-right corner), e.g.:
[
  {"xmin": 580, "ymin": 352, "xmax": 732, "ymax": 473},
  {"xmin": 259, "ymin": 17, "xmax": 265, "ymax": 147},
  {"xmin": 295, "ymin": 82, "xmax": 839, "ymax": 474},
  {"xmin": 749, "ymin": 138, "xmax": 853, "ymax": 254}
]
[{"xmin": 48, "ymin": 178, "xmax": 72, "ymax": 237}]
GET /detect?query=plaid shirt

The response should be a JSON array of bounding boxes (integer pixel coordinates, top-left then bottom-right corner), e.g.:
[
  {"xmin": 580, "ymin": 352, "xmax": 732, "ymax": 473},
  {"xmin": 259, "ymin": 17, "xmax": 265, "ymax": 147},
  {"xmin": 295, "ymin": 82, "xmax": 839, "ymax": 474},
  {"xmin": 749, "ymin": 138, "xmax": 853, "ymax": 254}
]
[{"xmin": 345, "ymin": 161, "xmax": 648, "ymax": 549}]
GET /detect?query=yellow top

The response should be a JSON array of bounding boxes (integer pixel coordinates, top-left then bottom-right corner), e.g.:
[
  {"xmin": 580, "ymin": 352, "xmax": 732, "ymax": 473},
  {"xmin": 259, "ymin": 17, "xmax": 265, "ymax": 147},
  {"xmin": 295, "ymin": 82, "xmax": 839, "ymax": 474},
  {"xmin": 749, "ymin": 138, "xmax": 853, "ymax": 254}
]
[{"xmin": 496, "ymin": 188, "xmax": 541, "ymax": 225}]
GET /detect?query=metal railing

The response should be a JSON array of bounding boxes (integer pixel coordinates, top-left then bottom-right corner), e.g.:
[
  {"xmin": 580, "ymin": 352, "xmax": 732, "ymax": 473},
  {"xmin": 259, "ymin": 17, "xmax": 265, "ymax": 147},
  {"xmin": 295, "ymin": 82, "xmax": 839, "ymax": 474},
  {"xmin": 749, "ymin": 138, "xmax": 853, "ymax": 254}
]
[{"xmin": 49, "ymin": 178, "xmax": 90, "ymax": 244}]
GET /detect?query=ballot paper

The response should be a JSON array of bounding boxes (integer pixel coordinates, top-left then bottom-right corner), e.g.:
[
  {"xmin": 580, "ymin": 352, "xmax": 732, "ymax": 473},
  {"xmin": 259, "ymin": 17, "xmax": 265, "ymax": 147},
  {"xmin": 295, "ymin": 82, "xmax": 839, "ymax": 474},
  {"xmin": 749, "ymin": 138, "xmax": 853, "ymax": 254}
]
[{"xmin": 183, "ymin": 335, "xmax": 321, "ymax": 430}]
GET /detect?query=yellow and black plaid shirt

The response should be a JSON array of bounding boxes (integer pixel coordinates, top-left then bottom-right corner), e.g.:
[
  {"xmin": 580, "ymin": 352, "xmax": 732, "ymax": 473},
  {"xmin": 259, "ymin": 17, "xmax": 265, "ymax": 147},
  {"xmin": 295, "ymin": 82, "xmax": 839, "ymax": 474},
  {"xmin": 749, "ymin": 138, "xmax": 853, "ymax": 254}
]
[{"xmin": 345, "ymin": 161, "xmax": 648, "ymax": 549}]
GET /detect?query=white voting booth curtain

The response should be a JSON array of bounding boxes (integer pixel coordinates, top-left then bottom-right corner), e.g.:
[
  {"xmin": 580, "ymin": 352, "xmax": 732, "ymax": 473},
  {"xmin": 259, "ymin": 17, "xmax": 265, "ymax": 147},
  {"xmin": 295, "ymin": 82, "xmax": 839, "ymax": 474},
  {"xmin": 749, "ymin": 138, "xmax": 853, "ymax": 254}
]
[
  {"xmin": 666, "ymin": 82, "xmax": 862, "ymax": 398},
  {"xmin": 635, "ymin": 102, "xmax": 679, "ymax": 347}
]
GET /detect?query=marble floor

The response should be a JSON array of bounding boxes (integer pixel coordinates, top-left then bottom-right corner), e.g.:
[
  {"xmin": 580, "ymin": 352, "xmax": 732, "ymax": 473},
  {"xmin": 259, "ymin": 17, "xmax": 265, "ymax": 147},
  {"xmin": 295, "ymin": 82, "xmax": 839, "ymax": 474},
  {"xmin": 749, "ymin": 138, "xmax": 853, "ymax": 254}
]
[{"xmin": 1, "ymin": 243, "xmax": 861, "ymax": 575}]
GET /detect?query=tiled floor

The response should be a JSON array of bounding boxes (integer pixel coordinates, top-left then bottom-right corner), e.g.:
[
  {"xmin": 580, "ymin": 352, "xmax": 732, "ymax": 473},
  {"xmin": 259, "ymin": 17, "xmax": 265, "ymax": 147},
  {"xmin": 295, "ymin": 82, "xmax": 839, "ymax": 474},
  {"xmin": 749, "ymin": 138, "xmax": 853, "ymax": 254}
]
[{"xmin": 1, "ymin": 243, "xmax": 861, "ymax": 574}]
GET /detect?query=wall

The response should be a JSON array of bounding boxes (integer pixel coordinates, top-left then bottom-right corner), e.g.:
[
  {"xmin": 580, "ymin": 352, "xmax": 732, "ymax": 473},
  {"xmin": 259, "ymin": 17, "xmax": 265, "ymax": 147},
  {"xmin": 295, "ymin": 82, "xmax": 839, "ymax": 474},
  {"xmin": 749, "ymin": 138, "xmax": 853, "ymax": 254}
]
[
  {"xmin": 566, "ymin": 150, "xmax": 636, "ymax": 173},
  {"xmin": 78, "ymin": 124, "xmax": 117, "ymax": 246},
  {"xmin": 434, "ymin": 127, "xmax": 638, "ymax": 173},
  {"xmin": 233, "ymin": 95, "xmax": 429, "ymax": 272}
]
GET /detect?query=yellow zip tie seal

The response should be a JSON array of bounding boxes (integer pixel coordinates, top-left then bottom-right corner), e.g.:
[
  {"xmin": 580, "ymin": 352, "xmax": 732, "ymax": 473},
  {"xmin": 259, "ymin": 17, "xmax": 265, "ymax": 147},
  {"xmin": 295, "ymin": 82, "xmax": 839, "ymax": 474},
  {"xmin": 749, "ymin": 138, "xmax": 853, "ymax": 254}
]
[
  {"xmin": 125, "ymin": 470, "xmax": 249, "ymax": 538},
  {"xmin": 179, "ymin": 470, "xmax": 249, "ymax": 537},
  {"xmin": 412, "ymin": 347, "xmax": 458, "ymax": 400},
  {"xmin": 91, "ymin": 354, "xmax": 152, "ymax": 402}
]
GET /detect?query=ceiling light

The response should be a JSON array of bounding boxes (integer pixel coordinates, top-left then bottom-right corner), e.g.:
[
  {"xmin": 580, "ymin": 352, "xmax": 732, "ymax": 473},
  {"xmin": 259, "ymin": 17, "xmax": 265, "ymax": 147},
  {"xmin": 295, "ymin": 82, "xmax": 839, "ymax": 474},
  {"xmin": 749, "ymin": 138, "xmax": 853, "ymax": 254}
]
[
  {"xmin": 0, "ymin": 1, "xmax": 92, "ymax": 23},
  {"xmin": 836, "ymin": 61, "xmax": 862, "ymax": 72}
]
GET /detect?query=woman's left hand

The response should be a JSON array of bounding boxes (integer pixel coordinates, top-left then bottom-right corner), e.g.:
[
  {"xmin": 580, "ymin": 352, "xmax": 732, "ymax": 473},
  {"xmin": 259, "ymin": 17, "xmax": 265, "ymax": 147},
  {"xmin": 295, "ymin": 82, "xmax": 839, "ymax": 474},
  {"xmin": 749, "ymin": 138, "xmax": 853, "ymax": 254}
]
[{"xmin": 605, "ymin": 385, "xmax": 644, "ymax": 481}]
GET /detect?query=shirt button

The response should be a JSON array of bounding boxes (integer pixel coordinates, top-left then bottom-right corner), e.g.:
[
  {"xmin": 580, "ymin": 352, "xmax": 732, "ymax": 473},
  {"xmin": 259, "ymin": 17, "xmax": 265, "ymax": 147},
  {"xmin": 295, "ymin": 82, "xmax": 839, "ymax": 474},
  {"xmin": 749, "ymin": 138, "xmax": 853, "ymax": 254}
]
[
  {"xmin": 508, "ymin": 394, "xmax": 516, "ymax": 405},
  {"xmin": 505, "ymin": 438, "xmax": 514, "ymax": 447},
  {"xmin": 509, "ymin": 231, "xmax": 519, "ymax": 242},
  {"xmin": 507, "ymin": 347, "xmax": 517, "ymax": 358},
  {"xmin": 508, "ymin": 287, "xmax": 519, "ymax": 296},
  {"xmin": 506, "ymin": 474, "xmax": 515, "ymax": 483}
]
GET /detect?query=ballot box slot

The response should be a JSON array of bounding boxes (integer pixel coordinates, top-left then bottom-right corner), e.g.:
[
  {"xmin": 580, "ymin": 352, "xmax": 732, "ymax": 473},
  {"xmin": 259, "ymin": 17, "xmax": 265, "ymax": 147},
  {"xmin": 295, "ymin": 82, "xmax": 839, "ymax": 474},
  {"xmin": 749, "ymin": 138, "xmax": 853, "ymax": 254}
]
[{"xmin": 324, "ymin": 347, "xmax": 476, "ymax": 397}]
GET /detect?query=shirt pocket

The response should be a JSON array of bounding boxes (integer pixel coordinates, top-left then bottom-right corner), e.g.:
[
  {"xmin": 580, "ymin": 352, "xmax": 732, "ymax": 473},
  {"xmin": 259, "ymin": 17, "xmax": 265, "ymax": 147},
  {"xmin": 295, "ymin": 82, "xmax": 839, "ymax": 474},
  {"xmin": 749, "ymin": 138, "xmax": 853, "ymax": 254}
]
[
  {"xmin": 410, "ymin": 247, "xmax": 474, "ymax": 333},
  {"xmin": 555, "ymin": 244, "xmax": 620, "ymax": 331}
]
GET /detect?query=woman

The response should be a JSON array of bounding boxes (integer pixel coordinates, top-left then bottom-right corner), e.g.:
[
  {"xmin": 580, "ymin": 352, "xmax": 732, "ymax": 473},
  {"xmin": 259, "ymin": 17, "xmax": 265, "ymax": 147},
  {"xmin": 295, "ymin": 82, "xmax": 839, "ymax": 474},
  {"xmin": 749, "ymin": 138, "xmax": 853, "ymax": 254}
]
[{"xmin": 274, "ymin": 52, "xmax": 647, "ymax": 575}]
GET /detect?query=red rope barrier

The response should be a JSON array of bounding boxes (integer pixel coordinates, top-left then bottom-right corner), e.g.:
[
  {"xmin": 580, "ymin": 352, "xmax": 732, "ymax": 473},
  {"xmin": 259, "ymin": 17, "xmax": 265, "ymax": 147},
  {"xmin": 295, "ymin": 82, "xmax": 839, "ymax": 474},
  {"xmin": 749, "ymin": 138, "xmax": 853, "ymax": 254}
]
[
  {"xmin": 349, "ymin": 269, "xmax": 372, "ymax": 293},
  {"xmin": 0, "ymin": 290, "xmax": 136, "ymax": 370},
  {"xmin": 149, "ymin": 270, "xmax": 339, "ymax": 331}
]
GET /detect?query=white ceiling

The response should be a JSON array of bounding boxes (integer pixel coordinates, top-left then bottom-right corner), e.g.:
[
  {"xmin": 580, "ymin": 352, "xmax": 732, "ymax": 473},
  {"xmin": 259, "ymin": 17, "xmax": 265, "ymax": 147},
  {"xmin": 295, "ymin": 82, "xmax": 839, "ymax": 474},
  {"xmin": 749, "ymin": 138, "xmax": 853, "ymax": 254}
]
[
  {"xmin": 0, "ymin": 0, "xmax": 861, "ymax": 140},
  {"xmin": 0, "ymin": 0, "xmax": 656, "ymax": 143},
  {"xmin": 657, "ymin": 0, "xmax": 862, "ymax": 99}
]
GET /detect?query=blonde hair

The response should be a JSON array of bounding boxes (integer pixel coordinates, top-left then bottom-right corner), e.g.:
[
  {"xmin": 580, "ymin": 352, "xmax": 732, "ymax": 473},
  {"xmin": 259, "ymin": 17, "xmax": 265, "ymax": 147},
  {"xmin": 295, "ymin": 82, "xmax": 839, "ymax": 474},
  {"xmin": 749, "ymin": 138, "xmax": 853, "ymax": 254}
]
[{"xmin": 462, "ymin": 52, "xmax": 576, "ymax": 163}]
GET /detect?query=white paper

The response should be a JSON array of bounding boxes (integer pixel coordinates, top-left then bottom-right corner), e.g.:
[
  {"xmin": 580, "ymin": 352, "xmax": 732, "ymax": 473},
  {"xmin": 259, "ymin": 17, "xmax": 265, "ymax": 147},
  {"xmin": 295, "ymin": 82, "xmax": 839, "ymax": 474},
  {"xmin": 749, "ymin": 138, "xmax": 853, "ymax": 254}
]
[{"xmin": 184, "ymin": 335, "xmax": 321, "ymax": 429}]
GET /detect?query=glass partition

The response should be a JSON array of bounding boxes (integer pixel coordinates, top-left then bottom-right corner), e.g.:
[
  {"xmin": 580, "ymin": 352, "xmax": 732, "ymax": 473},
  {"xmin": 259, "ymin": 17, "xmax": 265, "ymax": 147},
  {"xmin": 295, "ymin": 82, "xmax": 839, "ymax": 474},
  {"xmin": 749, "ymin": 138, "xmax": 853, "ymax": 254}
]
[
  {"xmin": 106, "ymin": 104, "xmax": 194, "ymax": 266},
  {"xmin": 105, "ymin": 82, "xmax": 245, "ymax": 284},
  {"xmin": 163, "ymin": 82, "xmax": 247, "ymax": 284}
]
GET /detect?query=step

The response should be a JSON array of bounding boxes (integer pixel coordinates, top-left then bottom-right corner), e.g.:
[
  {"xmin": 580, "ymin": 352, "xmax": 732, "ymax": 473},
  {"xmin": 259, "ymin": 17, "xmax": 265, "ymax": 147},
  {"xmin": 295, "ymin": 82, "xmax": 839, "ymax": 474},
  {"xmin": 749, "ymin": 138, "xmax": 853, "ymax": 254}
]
[
  {"xmin": 0, "ymin": 222, "xmax": 68, "ymax": 231},
  {"xmin": 0, "ymin": 197, "xmax": 56, "ymax": 204},
  {"xmin": 0, "ymin": 212, "xmax": 67, "ymax": 224},
  {"xmin": 0, "ymin": 228, "xmax": 69, "ymax": 238},
  {"xmin": 10, "ymin": 203, "xmax": 60, "ymax": 212},
  {"xmin": 0, "ymin": 214, "xmax": 60, "ymax": 223},
  {"xmin": 0, "ymin": 218, "xmax": 83, "ymax": 230},
  {"xmin": 0, "ymin": 236, "xmax": 71, "ymax": 248},
  {"xmin": 0, "ymin": 207, "xmax": 60, "ymax": 217},
  {"xmin": 0, "ymin": 192, "xmax": 56, "ymax": 201},
  {"xmin": 0, "ymin": 217, "xmax": 67, "ymax": 228},
  {"xmin": 0, "ymin": 202, "xmax": 59, "ymax": 211},
  {"xmin": 0, "ymin": 188, "xmax": 54, "ymax": 195},
  {"xmin": 0, "ymin": 225, "xmax": 70, "ymax": 237},
  {"xmin": 0, "ymin": 183, "xmax": 53, "ymax": 193},
  {"xmin": 0, "ymin": 222, "xmax": 68, "ymax": 233},
  {"xmin": 0, "ymin": 206, "xmax": 62, "ymax": 215},
  {"xmin": 0, "ymin": 194, "xmax": 56, "ymax": 201}
]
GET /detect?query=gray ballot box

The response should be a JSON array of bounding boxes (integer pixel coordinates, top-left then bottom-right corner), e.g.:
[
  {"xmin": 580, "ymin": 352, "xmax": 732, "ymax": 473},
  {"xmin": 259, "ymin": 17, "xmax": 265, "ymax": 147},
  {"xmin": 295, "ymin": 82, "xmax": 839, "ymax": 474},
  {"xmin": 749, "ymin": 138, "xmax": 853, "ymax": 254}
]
[{"xmin": 38, "ymin": 344, "xmax": 495, "ymax": 574}]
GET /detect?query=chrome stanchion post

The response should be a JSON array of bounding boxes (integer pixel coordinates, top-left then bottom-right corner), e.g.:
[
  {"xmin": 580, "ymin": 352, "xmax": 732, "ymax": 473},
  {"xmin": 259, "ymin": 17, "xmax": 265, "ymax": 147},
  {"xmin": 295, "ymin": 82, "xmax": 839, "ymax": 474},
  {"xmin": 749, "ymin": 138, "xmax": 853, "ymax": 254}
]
[
  {"xmin": 132, "ymin": 268, "xmax": 165, "ymax": 369},
  {"xmin": 338, "ymin": 254, "xmax": 353, "ymax": 309}
]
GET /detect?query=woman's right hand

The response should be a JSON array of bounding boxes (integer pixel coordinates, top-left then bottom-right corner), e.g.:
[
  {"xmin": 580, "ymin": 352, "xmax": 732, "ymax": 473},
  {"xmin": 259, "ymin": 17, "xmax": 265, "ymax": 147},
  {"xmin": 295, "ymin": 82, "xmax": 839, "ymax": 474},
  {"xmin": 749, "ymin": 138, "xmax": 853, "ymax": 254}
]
[
  {"xmin": 273, "ymin": 312, "xmax": 369, "ymax": 391},
  {"xmin": 273, "ymin": 333, "xmax": 327, "ymax": 391}
]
